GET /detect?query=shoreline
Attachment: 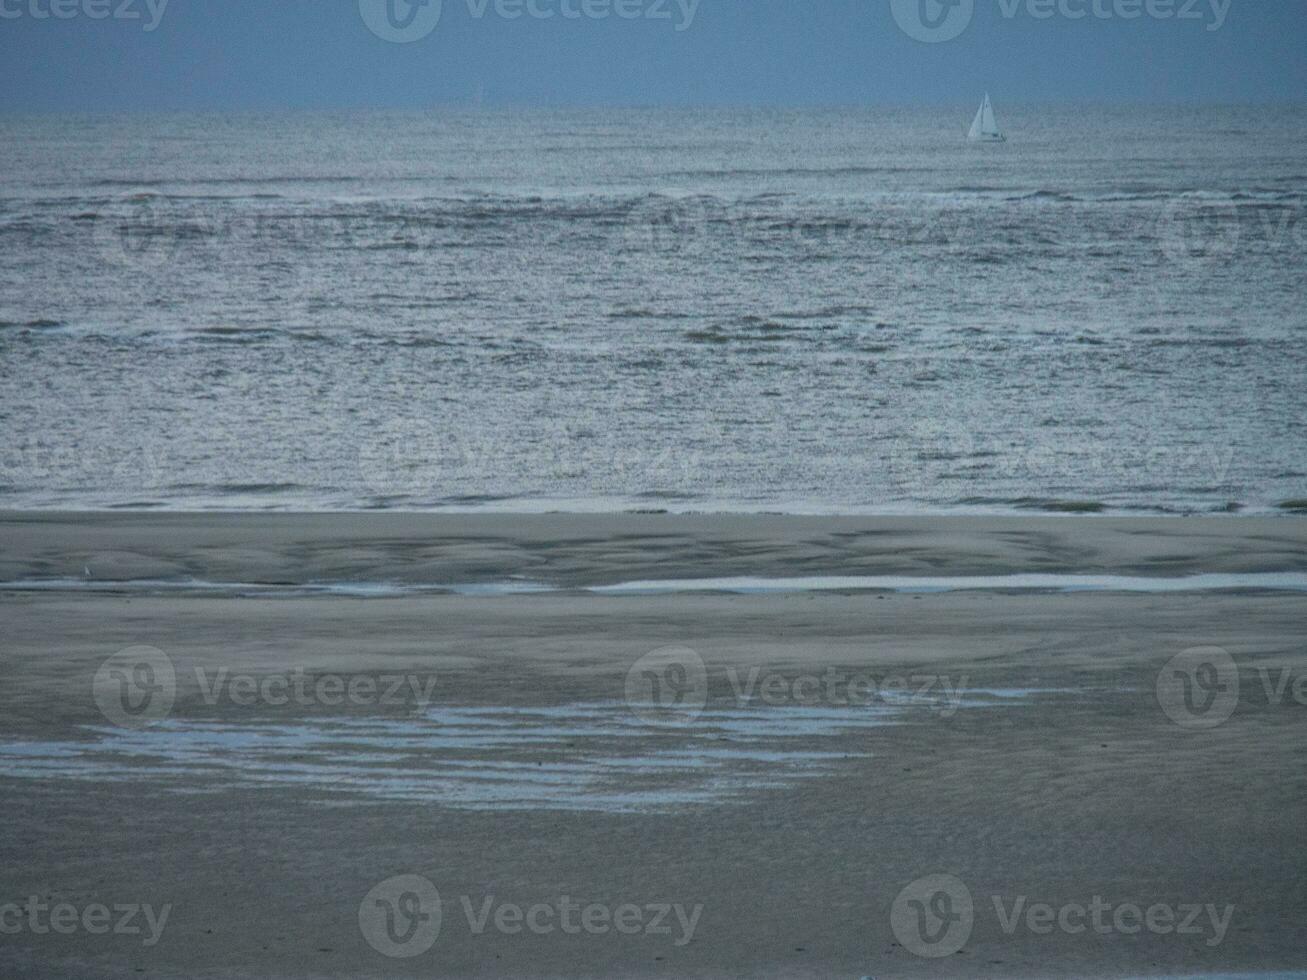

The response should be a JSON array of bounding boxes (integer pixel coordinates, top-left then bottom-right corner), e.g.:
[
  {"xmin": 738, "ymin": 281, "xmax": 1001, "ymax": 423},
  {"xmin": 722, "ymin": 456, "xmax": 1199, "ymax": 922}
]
[
  {"xmin": 3, "ymin": 499, "xmax": 1304, "ymax": 518},
  {"xmin": 2, "ymin": 510, "xmax": 1305, "ymax": 589}
]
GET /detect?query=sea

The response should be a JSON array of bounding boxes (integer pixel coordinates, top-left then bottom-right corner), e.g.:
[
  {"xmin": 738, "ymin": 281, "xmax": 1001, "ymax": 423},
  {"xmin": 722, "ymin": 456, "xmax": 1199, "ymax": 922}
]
[{"xmin": 1, "ymin": 104, "xmax": 1304, "ymax": 515}]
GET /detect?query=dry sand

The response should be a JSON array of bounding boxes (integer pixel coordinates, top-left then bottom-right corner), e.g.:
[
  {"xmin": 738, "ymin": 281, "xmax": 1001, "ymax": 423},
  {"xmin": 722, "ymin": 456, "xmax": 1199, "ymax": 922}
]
[{"xmin": 1, "ymin": 512, "xmax": 1305, "ymax": 979}]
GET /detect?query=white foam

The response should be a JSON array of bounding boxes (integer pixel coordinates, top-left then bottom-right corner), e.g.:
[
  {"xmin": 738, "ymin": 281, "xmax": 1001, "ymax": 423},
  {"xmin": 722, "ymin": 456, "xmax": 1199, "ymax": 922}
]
[{"xmin": 586, "ymin": 572, "xmax": 1307, "ymax": 595}]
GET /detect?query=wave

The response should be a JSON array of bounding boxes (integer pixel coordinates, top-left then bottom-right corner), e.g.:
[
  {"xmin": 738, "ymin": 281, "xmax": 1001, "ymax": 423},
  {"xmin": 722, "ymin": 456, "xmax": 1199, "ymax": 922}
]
[
  {"xmin": 89, "ymin": 176, "xmax": 371, "ymax": 188},
  {"xmin": 164, "ymin": 481, "xmax": 309, "ymax": 495},
  {"xmin": 683, "ymin": 316, "xmax": 815, "ymax": 345},
  {"xmin": 657, "ymin": 165, "xmax": 922, "ymax": 180},
  {"xmin": 0, "ymin": 318, "xmax": 63, "ymax": 331},
  {"xmin": 607, "ymin": 307, "xmax": 691, "ymax": 320},
  {"xmin": 956, "ymin": 496, "xmax": 1107, "ymax": 514},
  {"xmin": 1008, "ymin": 190, "xmax": 1081, "ymax": 203}
]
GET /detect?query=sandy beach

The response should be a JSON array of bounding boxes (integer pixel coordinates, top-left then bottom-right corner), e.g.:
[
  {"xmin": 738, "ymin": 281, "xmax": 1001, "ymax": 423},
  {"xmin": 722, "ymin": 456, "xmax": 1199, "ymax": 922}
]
[{"xmin": 1, "ymin": 512, "xmax": 1306, "ymax": 978}]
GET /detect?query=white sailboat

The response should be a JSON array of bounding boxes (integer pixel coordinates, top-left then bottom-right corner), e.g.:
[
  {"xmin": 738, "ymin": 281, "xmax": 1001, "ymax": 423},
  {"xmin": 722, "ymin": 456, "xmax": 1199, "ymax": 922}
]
[{"xmin": 968, "ymin": 93, "xmax": 1006, "ymax": 143}]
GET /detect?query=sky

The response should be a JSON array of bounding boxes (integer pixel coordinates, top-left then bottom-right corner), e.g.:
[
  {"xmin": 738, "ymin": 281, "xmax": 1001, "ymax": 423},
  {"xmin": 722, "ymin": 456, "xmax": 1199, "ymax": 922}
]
[{"xmin": 0, "ymin": 0, "xmax": 1304, "ymax": 111}]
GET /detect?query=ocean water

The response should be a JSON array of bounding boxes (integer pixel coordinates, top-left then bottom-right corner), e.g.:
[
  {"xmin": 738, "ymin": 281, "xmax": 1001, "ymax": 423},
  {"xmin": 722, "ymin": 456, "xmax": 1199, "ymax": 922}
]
[{"xmin": 0, "ymin": 105, "xmax": 1304, "ymax": 514}]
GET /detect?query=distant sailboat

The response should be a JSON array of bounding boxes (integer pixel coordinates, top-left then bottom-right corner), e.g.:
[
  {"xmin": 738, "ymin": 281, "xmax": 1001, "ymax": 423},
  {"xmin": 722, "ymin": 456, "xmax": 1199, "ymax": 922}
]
[{"xmin": 968, "ymin": 93, "xmax": 1006, "ymax": 143}]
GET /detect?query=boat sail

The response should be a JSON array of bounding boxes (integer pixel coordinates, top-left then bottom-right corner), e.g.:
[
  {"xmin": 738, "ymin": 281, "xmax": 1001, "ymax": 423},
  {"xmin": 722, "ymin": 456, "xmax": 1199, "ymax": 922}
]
[{"xmin": 968, "ymin": 93, "xmax": 1006, "ymax": 143}]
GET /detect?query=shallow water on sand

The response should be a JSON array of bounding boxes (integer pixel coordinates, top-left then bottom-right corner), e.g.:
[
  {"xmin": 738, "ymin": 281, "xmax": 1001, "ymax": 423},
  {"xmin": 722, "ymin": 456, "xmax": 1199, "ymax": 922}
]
[{"xmin": 0, "ymin": 693, "xmax": 1047, "ymax": 812}]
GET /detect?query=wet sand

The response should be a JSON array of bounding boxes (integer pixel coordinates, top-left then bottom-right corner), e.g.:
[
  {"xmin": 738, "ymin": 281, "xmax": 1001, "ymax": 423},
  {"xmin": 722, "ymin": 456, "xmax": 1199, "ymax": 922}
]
[{"xmin": 1, "ymin": 512, "xmax": 1305, "ymax": 978}]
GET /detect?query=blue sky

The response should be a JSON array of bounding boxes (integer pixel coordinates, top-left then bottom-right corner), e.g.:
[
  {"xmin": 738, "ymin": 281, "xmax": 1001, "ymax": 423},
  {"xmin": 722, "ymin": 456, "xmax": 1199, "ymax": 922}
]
[{"xmin": 0, "ymin": 0, "xmax": 1303, "ymax": 111}]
